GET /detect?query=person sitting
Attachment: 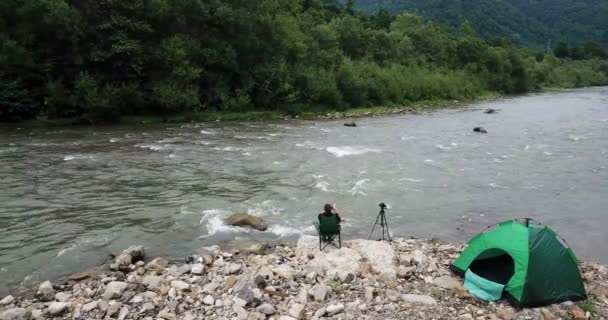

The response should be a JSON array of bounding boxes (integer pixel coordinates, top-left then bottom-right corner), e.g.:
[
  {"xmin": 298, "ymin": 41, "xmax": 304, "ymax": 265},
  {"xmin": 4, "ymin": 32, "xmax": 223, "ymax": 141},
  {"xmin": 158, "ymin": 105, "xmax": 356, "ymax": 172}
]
[
  {"xmin": 319, "ymin": 203, "xmax": 341, "ymax": 224},
  {"xmin": 315, "ymin": 203, "xmax": 342, "ymax": 249}
]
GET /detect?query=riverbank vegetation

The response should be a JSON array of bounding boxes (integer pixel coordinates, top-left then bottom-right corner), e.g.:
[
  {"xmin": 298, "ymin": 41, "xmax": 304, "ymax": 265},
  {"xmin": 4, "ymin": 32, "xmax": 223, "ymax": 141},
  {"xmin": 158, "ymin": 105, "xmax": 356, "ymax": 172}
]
[{"xmin": 1, "ymin": 0, "xmax": 607, "ymax": 124}]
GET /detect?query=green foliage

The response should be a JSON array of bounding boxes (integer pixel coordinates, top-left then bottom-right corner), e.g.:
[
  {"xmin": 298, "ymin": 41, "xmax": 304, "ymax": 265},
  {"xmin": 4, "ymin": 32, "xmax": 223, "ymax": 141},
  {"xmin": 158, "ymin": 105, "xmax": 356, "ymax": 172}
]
[
  {"xmin": 0, "ymin": 0, "xmax": 607, "ymax": 123},
  {"xmin": 347, "ymin": 0, "xmax": 608, "ymax": 48}
]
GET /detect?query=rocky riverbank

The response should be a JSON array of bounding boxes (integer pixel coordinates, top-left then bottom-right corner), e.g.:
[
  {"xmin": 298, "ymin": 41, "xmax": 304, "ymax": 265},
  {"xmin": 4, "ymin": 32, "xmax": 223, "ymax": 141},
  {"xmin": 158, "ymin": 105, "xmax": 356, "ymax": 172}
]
[{"xmin": 1, "ymin": 237, "xmax": 606, "ymax": 320}]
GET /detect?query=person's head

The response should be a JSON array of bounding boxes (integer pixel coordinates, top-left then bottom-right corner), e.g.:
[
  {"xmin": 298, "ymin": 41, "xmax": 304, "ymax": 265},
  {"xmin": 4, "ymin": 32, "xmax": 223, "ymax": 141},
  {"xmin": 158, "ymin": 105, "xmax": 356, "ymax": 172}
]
[{"xmin": 323, "ymin": 203, "xmax": 333, "ymax": 214}]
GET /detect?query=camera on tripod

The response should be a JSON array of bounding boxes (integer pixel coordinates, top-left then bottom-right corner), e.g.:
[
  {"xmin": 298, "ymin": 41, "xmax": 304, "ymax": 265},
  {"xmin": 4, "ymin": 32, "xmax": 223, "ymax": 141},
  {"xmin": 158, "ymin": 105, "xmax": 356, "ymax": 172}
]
[{"xmin": 368, "ymin": 202, "xmax": 392, "ymax": 241}]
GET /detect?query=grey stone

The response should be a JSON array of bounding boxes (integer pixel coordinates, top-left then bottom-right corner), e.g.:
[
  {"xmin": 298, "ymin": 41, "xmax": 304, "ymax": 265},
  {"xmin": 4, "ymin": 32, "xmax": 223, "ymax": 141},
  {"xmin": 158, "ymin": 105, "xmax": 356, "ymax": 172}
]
[
  {"xmin": 312, "ymin": 284, "xmax": 329, "ymax": 301},
  {"xmin": 337, "ymin": 271, "xmax": 355, "ymax": 283},
  {"xmin": 402, "ymin": 294, "xmax": 437, "ymax": 305},
  {"xmin": 432, "ymin": 276, "xmax": 461, "ymax": 289},
  {"xmin": 314, "ymin": 308, "xmax": 326, "ymax": 318},
  {"xmin": 103, "ymin": 281, "xmax": 128, "ymax": 300},
  {"xmin": 191, "ymin": 264, "xmax": 205, "ymax": 275},
  {"xmin": 255, "ymin": 303, "xmax": 276, "ymax": 315},
  {"xmin": 36, "ymin": 280, "xmax": 54, "ymax": 302},
  {"xmin": 365, "ymin": 287, "xmax": 374, "ymax": 301},
  {"xmin": 203, "ymin": 295, "xmax": 215, "ymax": 305},
  {"xmin": 224, "ymin": 214, "xmax": 268, "ymax": 231},
  {"xmin": 48, "ymin": 302, "xmax": 69, "ymax": 316},
  {"xmin": 178, "ymin": 264, "xmax": 192, "ymax": 275},
  {"xmin": 142, "ymin": 275, "xmax": 163, "ymax": 289},
  {"xmin": 326, "ymin": 303, "xmax": 344, "ymax": 316},
  {"xmin": 158, "ymin": 309, "xmax": 177, "ymax": 320},
  {"xmin": 0, "ymin": 308, "xmax": 31, "ymax": 320},
  {"xmin": 278, "ymin": 317, "xmax": 297, "ymax": 320},
  {"xmin": 237, "ymin": 287, "xmax": 254, "ymax": 306},
  {"xmin": 233, "ymin": 305, "xmax": 248, "ymax": 320},
  {"xmin": 82, "ymin": 300, "xmax": 98, "ymax": 312},
  {"xmin": 170, "ymin": 280, "xmax": 190, "ymax": 291},
  {"xmin": 118, "ymin": 306, "xmax": 130, "ymax": 320},
  {"xmin": 122, "ymin": 245, "xmax": 145, "ymax": 261},
  {"xmin": 289, "ymin": 303, "xmax": 305, "ymax": 319},
  {"xmin": 141, "ymin": 302, "xmax": 155, "ymax": 313},
  {"xmin": 30, "ymin": 310, "xmax": 42, "ymax": 320},
  {"xmin": 54, "ymin": 292, "xmax": 71, "ymax": 302},
  {"xmin": 459, "ymin": 314, "xmax": 474, "ymax": 320},
  {"xmin": 227, "ymin": 263, "xmax": 242, "ymax": 275},
  {"xmin": 145, "ymin": 258, "xmax": 168, "ymax": 271},
  {"xmin": 397, "ymin": 266, "xmax": 416, "ymax": 279},
  {"xmin": 106, "ymin": 301, "xmax": 122, "ymax": 317},
  {"xmin": 0, "ymin": 295, "xmax": 14, "ymax": 306}
]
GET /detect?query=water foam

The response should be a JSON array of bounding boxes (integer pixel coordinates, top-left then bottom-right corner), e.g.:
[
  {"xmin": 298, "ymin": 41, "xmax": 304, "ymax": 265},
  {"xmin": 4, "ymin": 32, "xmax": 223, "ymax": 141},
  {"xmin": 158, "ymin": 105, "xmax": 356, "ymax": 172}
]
[
  {"xmin": 350, "ymin": 179, "xmax": 370, "ymax": 196},
  {"xmin": 136, "ymin": 143, "xmax": 173, "ymax": 151},
  {"xmin": 315, "ymin": 181, "xmax": 332, "ymax": 192},
  {"xmin": 200, "ymin": 130, "xmax": 216, "ymax": 135},
  {"xmin": 400, "ymin": 178, "xmax": 423, "ymax": 183},
  {"xmin": 64, "ymin": 154, "xmax": 93, "ymax": 161},
  {"xmin": 325, "ymin": 146, "xmax": 381, "ymax": 157}
]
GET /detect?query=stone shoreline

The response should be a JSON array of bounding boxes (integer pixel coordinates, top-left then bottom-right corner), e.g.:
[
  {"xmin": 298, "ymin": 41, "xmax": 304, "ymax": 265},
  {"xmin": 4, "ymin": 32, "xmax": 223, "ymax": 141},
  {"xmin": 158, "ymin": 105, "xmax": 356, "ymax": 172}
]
[{"xmin": 0, "ymin": 237, "xmax": 606, "ymax": 320}]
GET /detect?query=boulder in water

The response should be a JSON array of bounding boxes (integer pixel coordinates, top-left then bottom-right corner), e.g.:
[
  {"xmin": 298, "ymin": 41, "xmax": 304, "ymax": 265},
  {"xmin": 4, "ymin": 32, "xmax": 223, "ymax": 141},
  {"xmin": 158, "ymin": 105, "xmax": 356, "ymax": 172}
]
[
  {"xmin": 484, "ymin": 109, "xmax": 498, "ymax": 114},
  {"xmin": 473, "ymin": 127, "xmax": 488, "ymax": 134},
  {"xmin": 344, "ymin": 122, "xmax": 357, "ymax": 127},
  {"xmin": 224, "ymin": 214, "xmax": 268, "ymax": 231}
]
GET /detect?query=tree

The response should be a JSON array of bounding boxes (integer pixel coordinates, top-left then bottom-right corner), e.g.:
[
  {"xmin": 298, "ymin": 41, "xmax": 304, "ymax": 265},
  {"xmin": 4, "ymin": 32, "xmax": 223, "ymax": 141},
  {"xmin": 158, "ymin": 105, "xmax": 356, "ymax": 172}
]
[{"xmin": 554, "ymin": 41, "xmax": 570, "ymax": 58}]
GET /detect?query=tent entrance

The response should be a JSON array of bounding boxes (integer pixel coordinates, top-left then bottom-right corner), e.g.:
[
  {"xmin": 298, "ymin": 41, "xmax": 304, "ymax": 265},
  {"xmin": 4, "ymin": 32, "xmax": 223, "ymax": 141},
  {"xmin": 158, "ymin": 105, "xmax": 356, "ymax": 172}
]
[{"xmin": 469, "ymin": 249, "xmax": 515, "ymax": 285}]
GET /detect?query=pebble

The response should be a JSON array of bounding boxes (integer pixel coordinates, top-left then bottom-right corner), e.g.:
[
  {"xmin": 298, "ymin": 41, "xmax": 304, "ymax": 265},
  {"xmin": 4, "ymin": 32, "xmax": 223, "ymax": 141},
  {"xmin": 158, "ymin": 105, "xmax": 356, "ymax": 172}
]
[
  {"xmin": 170, "ymin": 280, "xmax": 190, "ymax": 291},
  {"xmin": 54, "ymin": 292, "xmax": 71, "ymax": 302},
  {"xmin": 289, "ymin": 303, "xmax": 305, "ymax": 318},
  {"xmin": 36, "ymin": 281, "xmax": 54, "ymax": 302},
  {"xmin": 203, "ymin": 295, "xmax": 215, "ymax": 305},
  {"xmin": 145, "ymin": 258, "xmax": 169, "ymax": 271},
  {"xmin": 312, "ymin": 284, "xmax": 329, "ymax": 301},
  {"xmin": 191, "ymin": 264, "xmax": 205, "ymax": 275},
  {"xmin": 102, "ymin": 281, "xmax": 128, "ymax": 300},
  {"xmin": 0, "ymin": 308, "xmax": 30, "ymax": 320},
  {"xmin": 402, "ymin": 294, "xmax": 437, "ymax": 305}
]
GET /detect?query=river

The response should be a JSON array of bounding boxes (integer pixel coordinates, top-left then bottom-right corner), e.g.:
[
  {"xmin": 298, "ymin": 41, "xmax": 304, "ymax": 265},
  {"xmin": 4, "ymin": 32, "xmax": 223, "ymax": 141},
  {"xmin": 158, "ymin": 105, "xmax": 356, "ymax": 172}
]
[{"xmin": 1, "ymin": 87, "xmax": 607, "ymax": 291}]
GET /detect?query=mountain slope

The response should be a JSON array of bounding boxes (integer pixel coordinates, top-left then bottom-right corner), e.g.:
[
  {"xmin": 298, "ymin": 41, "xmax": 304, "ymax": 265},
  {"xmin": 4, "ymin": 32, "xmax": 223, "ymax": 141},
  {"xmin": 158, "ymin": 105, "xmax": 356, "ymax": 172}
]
[{"xmin": 347, "ymin": 0, "xmax": 608, "ymax": 47}]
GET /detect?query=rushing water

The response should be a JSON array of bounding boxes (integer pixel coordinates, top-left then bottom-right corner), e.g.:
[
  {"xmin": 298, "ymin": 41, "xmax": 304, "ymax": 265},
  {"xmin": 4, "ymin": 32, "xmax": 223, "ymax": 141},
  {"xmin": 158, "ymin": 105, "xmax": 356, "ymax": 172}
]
[{"xmin": 1, "ymin": 87, "xmax": 607, "ymax": 290}]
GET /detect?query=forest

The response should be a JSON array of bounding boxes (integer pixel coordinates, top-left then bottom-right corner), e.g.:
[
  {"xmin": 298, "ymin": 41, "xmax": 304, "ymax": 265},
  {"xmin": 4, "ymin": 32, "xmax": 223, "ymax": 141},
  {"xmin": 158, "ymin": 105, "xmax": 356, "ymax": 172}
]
[
  {"xmin": 348, "ymin": 0, "xmax": 608, "ymax": 48},
  {"xmin": 1, "ymin": 0, "xmax": 608, "ymax": 124}
]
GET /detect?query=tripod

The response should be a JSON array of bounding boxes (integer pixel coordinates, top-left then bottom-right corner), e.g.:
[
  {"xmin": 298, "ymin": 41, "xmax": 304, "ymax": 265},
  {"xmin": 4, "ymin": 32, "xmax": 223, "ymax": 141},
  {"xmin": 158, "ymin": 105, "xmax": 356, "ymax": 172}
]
[{"xmin": 367, "ymin": 203, "xmax": 392, "ymax": 241}]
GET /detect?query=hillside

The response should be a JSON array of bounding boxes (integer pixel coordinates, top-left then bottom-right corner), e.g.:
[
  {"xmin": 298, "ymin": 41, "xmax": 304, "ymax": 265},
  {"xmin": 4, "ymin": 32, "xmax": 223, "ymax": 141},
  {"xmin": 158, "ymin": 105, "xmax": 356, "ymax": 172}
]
[{"xmin": 347, "ymin": 0, "xmax": 608, "ymax": 48}]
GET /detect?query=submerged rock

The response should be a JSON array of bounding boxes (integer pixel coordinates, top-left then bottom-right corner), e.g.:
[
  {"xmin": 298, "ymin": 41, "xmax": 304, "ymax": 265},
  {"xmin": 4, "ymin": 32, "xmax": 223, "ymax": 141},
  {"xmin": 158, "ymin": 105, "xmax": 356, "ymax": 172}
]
[
  {"xmin": 344, "ymin": 122, "xmax": 357, "ymax": 127},
  {"xmin": 224, "ymin": 214, "xmax": 268, "ymax": 231},
  {"xmin": 473, "ymin": 127, "xmax": 488, "ymax": 134}
]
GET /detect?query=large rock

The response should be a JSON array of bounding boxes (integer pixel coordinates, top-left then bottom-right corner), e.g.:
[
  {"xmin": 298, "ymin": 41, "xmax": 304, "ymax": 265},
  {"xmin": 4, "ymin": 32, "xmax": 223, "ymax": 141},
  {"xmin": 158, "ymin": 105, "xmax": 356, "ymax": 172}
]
[
  {"xmin": 122, "ymin": 245, "xmax": 145, "ymax": 261},
  {"xmin": 402, "ymin": 294, "xmax": 437, "ymax": 305},
  {"xmin": 224, "ymin": 240, "xmax": 266, "ymax": 254},
  {"xmin": 349, "ymin": 239, "xmax": 397, "ymax": 280},
  {"xmin": 54, "ymin": 292, "xmax": 71, "ymax": 302},
  {"xmin": 296, "ymin": 236, "xmax": 362, "ymax": 278},
  {"xmin": 224, "ymin": 214, "xmax": 268, "ymax": 231},
  {"xmin": 102, "ymin": 281, "xmax": 128, "ymax": 300},
  {"xmin": 0, "ymin": 308, "xmax": 31, "ymax": 320},
  {"xmin": 36, "ymin": 281, "xmax": 54, "ymax": 302}
]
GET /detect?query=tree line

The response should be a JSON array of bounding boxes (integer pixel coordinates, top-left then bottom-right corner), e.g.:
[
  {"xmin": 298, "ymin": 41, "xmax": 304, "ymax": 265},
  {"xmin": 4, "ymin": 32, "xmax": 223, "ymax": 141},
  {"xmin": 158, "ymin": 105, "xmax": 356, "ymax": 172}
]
[{"xmin": 1, "ymin": 0, "xmax": 607, "ymax": 124}]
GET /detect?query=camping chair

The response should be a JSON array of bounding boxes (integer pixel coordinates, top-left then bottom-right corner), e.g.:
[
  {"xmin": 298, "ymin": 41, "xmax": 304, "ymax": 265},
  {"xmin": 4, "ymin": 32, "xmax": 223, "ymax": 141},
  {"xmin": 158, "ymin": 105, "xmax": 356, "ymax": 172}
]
[{"xmin": 314, "ymin": 214, "xmax": 341, "ymax": 251}]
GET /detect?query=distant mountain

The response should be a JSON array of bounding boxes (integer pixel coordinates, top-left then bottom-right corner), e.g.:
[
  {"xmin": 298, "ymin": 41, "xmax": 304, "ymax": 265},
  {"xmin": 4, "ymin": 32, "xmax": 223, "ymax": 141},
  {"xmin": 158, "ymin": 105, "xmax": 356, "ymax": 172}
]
[{"xmin": 341, "ymin": 0, "xmax": 608, "ymax": 48}]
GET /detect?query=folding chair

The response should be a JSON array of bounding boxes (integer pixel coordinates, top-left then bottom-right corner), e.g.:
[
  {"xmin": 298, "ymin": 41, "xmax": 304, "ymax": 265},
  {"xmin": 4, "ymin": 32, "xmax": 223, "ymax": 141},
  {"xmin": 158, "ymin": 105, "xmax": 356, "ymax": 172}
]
[{"xmin": 314, "ymin": 214, "xmax": 341, "ymax": 251}]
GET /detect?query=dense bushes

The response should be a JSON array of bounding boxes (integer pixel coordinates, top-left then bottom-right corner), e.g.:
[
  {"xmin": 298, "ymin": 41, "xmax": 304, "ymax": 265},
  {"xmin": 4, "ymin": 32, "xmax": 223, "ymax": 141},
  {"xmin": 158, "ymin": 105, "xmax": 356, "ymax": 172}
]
[{"xmin": 0, "ymin": 0, "xmax": 607, "ymax": 123}]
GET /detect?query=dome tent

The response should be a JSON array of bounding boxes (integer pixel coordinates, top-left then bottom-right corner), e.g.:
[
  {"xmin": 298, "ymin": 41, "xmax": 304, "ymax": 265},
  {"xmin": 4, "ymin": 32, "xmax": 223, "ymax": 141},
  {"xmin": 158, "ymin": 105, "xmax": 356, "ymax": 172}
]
[{"xmin": 450, "ymin": 219, "xmax": 586, "ymax": 308}]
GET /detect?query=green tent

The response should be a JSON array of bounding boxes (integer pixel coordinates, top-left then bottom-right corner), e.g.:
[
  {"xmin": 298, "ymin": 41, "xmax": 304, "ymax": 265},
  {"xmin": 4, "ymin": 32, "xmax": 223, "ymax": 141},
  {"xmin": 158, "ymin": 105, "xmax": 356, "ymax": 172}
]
[{"xmin": 450, "ymin": 219, "xmax": 586, "ymax": 308}]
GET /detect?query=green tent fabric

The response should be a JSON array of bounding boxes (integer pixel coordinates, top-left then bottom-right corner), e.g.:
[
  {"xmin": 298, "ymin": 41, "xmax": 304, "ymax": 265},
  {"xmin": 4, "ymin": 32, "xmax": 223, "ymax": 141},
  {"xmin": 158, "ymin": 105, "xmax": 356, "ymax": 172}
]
[
  {"xmin": 450, "ymin": 219, "xmax": 586, "ymax": 308},
  {"xmin": 464, "ymin": 269, "xmax": 505, "ymax": 301}
]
